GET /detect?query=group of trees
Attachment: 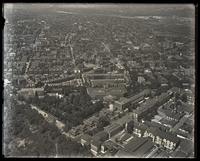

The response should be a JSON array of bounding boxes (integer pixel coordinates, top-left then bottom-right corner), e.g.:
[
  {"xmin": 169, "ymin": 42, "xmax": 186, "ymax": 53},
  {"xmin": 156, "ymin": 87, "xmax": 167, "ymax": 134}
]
[
  {"xmin": 25, "ymin": 86, "xmax": 104, "ymax": 131},
  {"xmin": 5, "ymin": 98, "xmax": 90, "ymax": 157}
]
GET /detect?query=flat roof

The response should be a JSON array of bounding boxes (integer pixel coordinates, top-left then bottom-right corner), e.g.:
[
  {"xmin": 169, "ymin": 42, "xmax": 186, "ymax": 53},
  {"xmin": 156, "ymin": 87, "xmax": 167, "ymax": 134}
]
[
  {"xmin": 130, "ymin": 139, "xmax": 154, "ymax": 157},
  {"xmin": 124, "ymin": 137, "xmax": 149, "ymax": 152},
  {"xmin": 92, "ymin": 131, "xmax": 109, "ymax": 142},
  {"xmin": 104, "ymin": 123, "xmax": 122, "ymax": 133},
  {"xmin": 113, "ymin": 114, "xmax": 132, "ymax": 126},
  {"xmin": 179, "ymin": 139, "xmax": 194, "ymax": 154},
  {"xmin": 19, "ymin": 87, "xmax": 44, "ymax": 91},
  {"xmin": 123, "ymin": 137, "xmax": 154, "ymax": 157},
  {"xmin": 115, "ymin": 149, "xmax": 133, "ymax": 157},
  {"xmin": 81, "ymin": 134, "xmax": 92, "ymax": 142},
  {"xmin": 91, "ymin": 79, "xmax": 125, "ymax": 82},
  {"xmin": 87, "ymin": 87, "xmax": 127, "ymax": 97},
  {"xmin": 116, "ymin": 89, "xmax": 150, "ymax": 105}
]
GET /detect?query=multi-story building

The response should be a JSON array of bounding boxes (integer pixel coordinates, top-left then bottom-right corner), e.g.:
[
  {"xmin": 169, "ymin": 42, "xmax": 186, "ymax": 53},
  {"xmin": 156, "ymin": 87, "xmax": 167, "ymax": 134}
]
[
  {"xmin": 90, "ymin": 131, "xmax": 109, "ymax": 156},
  {"xmin": 18, "ymin": 87, "xmax": 45, "ymax": 99},
  {"xmin": 132, "ymin": 90, "xmax": 174, "ymax": 122},
  {"xmin": 104, "ymin": 123, "xmax": 123, "ymax": 139},
  {"xmin": 81, "ymin": 134, "xmax": 92, "ymax": 148},
  {"xmin": 143, "ymin": 127, "xmax": 179, "ymax": 150},
  {"xmin": 114, "ymin": 89, "xmax": 151, "ymax": 111}
]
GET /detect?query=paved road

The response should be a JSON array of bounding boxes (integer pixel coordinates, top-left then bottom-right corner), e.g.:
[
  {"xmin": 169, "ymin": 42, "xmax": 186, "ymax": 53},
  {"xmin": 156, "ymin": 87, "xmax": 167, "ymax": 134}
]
[
  {"xmin": 30, "ymin": 104, "xmax": 65, "ymax": 131},
  {"xmin": 29, "ymin": 104, "xmax": 81, "ymax": 141}
]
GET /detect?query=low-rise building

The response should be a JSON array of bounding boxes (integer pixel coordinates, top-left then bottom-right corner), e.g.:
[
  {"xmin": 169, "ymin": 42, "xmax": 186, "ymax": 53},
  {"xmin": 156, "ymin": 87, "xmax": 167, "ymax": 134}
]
[{"xmin": 104, "ymin": 123, "xmax": 123, "ymax": 138}]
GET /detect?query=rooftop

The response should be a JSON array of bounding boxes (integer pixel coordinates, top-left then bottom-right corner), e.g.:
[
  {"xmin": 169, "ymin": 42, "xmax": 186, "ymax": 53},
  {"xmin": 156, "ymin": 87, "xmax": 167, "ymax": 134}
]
[
  {"xmin": 81, "ymin": 134, "xmax": 92, "ymax": 143},
  {"xmin": 19, "ymin": 87, "xmax": 44, "ymax": 92},
  {"xmin": 113, "ymin": 113, "xmax": 132, "ymax": 126},
  {"xmin": 115, "ymin": 89, "xmax": 151, "ymax": 105},
  {"xmin": 87, "ymin": 87, "xmax": 127, "ymax": 98},
  {"xmin": 123, "ymin": 137, "xmax": 155, "ymax": 157},
  {"xmin": 104, "ymin": 123, "xmax": 122, "ymax": 133},
  {"xmin": 92, "ymin": 130, "xmax": 109, "ymax": 142},
  {"xmin": 179, "ymin": 139, "xmax": 194, "ymax": 154},
  {"xmin": 152, "ymin": 127, "xmax": 180, "ymax": 143}
]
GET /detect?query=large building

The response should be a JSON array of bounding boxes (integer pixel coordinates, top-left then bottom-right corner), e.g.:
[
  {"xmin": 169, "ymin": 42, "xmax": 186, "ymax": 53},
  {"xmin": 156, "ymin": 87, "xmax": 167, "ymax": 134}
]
[
  {"xmin": 143, "ymin": 127, "xmax": 180, "ymax": 150},
  {"xmin": 86, "ymin": 87, "xmax": 127, "ymax": 99},
  {"xmin": 114, "ymin": 89, "xmax": 151, "ymax": 111},
  {"xmin": 82, "ymin": 73, "xmax": 127, "ymax": 85},
  {"xmin": 83, "ymin": 73, "xmax": 129, "ymax": 99},
  {"xmin": 115, "ymin": 137, "xmax": 155, "ymax": 158},
  {"xmin": 132, "ymin": 90, "xmax": 173, "ymax": 122},
  {"xmin": 90, "ymin": 131, "xmax": 109, "ymax": 156},
  {"xmin": 18, "ymin": 87, "xmax": 45, "ymax": 99},
  {"xmin": 104, "ymin": 123, "xmax": 123, "ymax": 138},
  {"xmin": 81, "ymin": 134, "xmax": 92, "ymax": 148}
]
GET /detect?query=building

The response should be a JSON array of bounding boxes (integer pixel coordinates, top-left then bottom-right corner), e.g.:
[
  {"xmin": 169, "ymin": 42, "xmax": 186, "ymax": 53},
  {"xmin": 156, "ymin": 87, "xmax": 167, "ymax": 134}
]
[
  {"xmin": 104, "ymin": 123, "xmax": 123, "ymax": 138},
  {"xmin": 18, "ymin": 87, "xmax": 45, "ymax": 99},
  {"xmin": 114, "ymin": 114, "xmax": 133, "ymax": 127},
  {"xmin": 132, "ymin": 91, "xmax": 173, "ymax": 121},
  {"xmin": 91, "ymin": 139, "xmax": 102, "ymax": 156},
  {"xmin": 170, "ymin": 150, "xmax": 188, "ymax": 158},
  {"xmin": 90, "ymin": 131, "xmax": 109, "ymax": 156},
  {"xmin": 114, "ymin": 89, "xmax": 151, "ymax": 111},
  {"xmin": 132, "ymin": 98, "xmax": 157, "ymax": 121},
  {"xmin": 82, "ymin": 73, "xmax": 126, "ymax": 85},
  {"xmin": 81, "ymin": 134, "xmax": 92, "ymax": 148},
  {"xmin": 157, "ymin": 108, "xmax": 184, "ymax": 122},
  {"xmin": 100, "ymin": 140, "xmax": 120, "ymax": 155},
  {"xmin": 83, "ymin": 72, "xmax": 129, "ymax": 99},
  {"xmin": 93, "ymin": 131, "xmax": 109, "ymax": 142},
  {"xmin": 90, "ymin": 79, "xmax": 125, "ymax": 88},
  {"xmin": 83, "ymin": 115, "xmax": 99, "ymax": 127},
  {"xmin": 115, "ymin": 137, "xmax": 155, "ymax": 158},
  {"xmin": 115, "ymin": 149, "xmax": 134, "ymax": 158},
  {"xmin": 144, "ymin": 121, "xmax": 170, "ymax": 132},
  {"xmin": 178, "ymin": 139, "xmax": 194, "ymax": 156},
  {"xmin": 143, "ymin": 127, "xmax": 180, "ymax": 150},
  {"xmin": 87, "ymin": 87, "xmax": 127, "ymax": 99},
  {"xmin": 68, "ymin": 126, "xmax": 81, "ymax": 138},
  {"xmin": 132, "ymin": 122, "xmax": 148, "ymax": 137}
]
